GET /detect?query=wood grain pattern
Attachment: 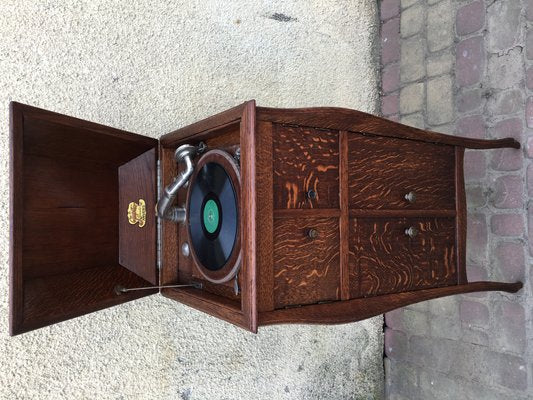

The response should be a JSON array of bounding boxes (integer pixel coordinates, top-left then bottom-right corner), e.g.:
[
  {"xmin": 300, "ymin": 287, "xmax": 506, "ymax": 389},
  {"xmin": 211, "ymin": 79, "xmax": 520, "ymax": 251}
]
[
  {"xmin": 258, "ymin": 281, "xmax": 523, "ymax": 326},
  {"xmin": 160, "ymin": 146, "xmax": 181, "ymax": 286},
  {"xmin": 348, "ymin": 133, "xmax": 456, "ymax": 210},
  {"xmin": 21, "ymin": 265, "xmax": 156, "ymax": 334},
  {"xmin": 274, "ymin": 218, "xmax": 340, "ymax": 308},
  {"xmin": 257, "ymin": 106, "xmax": 521, "ymax": 150},
  {"xmin": 161, "ymin": 102, "xmax": 246, "ymax": 147},
  {"xmin": 256, "ymin": 121, "xmax": 275, "ymax": 312},
  {"xmin": 10, "ymin": 102, "xmax": 158, "ymax": 335},
  {"xmin": 273, "ymin": 124, "xmax": 339, "ymax": 209},
  {"xmin": 350, "ymin": 217, "xmax": 457, "ymax": 298},
  {"xmin": 119, "ymin": 149, "xmax": 157, "ymax": 284},
  {"xmin": 239, "ymin": 100, "xmax": 258, "ymax": 332},
  {"xmin": 455, "ymin": 147, "xmax": 467, "ymax": 284},
  {"xmin": 339, "ymin": 131, "xmax": 350, "ymax": 300}
]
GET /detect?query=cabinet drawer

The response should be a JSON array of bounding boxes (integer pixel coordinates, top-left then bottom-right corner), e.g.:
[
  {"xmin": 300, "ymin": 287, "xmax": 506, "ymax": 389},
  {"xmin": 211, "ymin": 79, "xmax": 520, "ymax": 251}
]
[
  {"xmin": 273, "ymin": 124, "xmax": 339, "ymax": 209},
  {"xmin": 348, "ymin": 134, "xmax": 455, "ymax": 210},
  {"xmin": 349, "ymin": 217, "xmax": 457, "ymax": 298},
  {"xmin": 274, "ymin": 218, "xmax": 340, "ymax": 308}
]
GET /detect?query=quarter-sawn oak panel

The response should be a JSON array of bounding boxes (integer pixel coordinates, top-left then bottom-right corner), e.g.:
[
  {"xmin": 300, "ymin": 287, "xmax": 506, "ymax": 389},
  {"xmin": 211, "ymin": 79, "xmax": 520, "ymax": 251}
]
[
  {"xmin": 350, "ymin": 217, "xmax": 457, "ymax": 298},
  {"xmin": 274, "ymin": 217, "xmax": 340, "ymax": 308},
  {"xmin": 273, "ymin": 124, "xmax": 339, "ymax": 209},
  {"xmin": 348, "ymin": 133, "xmax": 455, "ymax": 210}
]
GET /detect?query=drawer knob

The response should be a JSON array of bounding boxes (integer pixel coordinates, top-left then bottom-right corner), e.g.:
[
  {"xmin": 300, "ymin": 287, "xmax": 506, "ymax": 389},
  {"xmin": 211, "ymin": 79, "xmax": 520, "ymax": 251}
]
[
  {"xmin": 404, "ymin": 191, "xmax": 417, "ymax": 203},
  {"xmin": 307, "ymin": 228, "xmax": 319, "ymax": 239},
  {"xmin": 307, "ymin": 189, "xmax": 317, "ymax": 200},
  {"xmin": 405, "ymin": 226, "xmax": 419, "ymax": 238}
]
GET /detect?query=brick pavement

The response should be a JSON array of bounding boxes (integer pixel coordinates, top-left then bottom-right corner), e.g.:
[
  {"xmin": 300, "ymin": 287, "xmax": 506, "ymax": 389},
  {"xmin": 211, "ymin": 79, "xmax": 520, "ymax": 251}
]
[{"xmin": 380, "ymin": 1, "xmax": 532, "ymax": 398}]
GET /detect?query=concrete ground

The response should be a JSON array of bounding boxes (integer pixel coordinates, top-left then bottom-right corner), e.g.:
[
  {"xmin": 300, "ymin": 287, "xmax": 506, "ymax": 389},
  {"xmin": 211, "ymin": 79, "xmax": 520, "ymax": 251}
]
[
  {"xmin": 381, "ymin": 0, "xmax": 533, "ymax": 399},
  {"xmin": 0, "ymin": 1, "xmax": 383, "ymax": 399}
]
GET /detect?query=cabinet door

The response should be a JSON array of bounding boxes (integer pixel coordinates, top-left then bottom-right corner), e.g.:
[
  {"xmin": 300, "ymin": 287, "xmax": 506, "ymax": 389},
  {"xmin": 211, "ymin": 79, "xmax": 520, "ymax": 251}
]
[
  {"xmin": 10, "ymin": 102, "xmax": 158, "ymax": 335},
  {"xmin": 349, "ymin": 217, "xmax": 457, "ymax": 298},
  {"xmin": 273, "ymin": 124, "xmax": 339, "ymax": 209}
]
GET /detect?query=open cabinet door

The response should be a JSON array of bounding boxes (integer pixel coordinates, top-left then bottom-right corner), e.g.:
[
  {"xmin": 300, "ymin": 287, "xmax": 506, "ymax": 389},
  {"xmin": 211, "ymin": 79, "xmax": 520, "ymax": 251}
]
[{"xmin": 9, "ymin": 102, "xmax": 159, "ymax": 335}]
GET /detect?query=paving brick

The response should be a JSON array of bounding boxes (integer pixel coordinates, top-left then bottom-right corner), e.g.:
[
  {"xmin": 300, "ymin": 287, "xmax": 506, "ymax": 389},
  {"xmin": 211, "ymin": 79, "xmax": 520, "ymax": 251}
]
[
  {"xmin": 386, "ymin": 360, "xmax": 420, "ymax": 399},
  {"xmin": 428, "ymin": 295, "xmax": 458, "ymax": 318},
  {"xmin": 420, "ymin": 368, "xmax": 524, "ymax": 400},
  {"xmin": 456, "ymin": 36, "xmax": 484, "ymax": 87},
  {"xmin": 402, "ymin": 309, "xmax": 429, "ymax": 335},
  {"xmin": 382, "ymin": 63, "xmax": 400, "ymax": 93},
  {"xmin": 385, "ymin": 308, "xmax": 404, "ymax": 330},
  {"xmin": 381, "ymin": 0, "xmax": 401, "ymax": 21},
  {"xmin": 458, "ymin": 89, "xmax": 482, "ymax": 113},
  {"xmin": 401, "ymin": 2, "xmax": 424, "ymax": 38},
  {"xmin": 490, "ymin": 147, "xmax": 523, "ymax": 171},
  {"xmin": 487, "ymin": 0, "xmax": 521, "ymax": 53},
  {"xmin": 427, "ymin": 50, "xmax": 453, "ymax": 77},
  {"xmin": 490, "ymin": 214, "xmax": 524, "ymax": 236},
  {"xmin": 466, "ymin": 185, "xmax": 486, "ymax": 208},
  {"xmin": 466, "ymin": 263, "xmax": 488, "ymax": 281},
  {"xmin": 467, "ymin": 214, "xmax": 487, "ymax": 262},
  {"xmin": 527, "ymin": 138, "xmax": 533, "ymax": 159},
  {"xmin": 456, "ymin": 1, "xmax": 484, "ymax": 36},
  {"xmin": 460, "ymin": 299, "xmax": 489, "ymax": 327},
  {"xmin": 493, "ymin": 301, "xmax": 526, "ymax": 354},
  {"xmin": 387, "ymin": 114, "xmax": 400, "ymax": 122},
  {"xmin": 527, "ymin": 66, "xmax": 533, "ymax": 91},
  {"xmin": 488, "ymin": 351, "xmax": 527, "ymax": 391},
  {"xmin": 400, "ymin": 36, "xmax": 425, "ymax": 83},
  {"xmin": 409, "ymin": 335, "xmax": 455, "ymax": 373},
  {"xmin": 427, "ymin": 75, "xmax": 453, "ymax": 125},
  {"xmin": 487, "ymin": 47, "xmax": 523, "ymax": 90},
  {"xmin": 487, "ymin": 89, "xmax": 523, "ymax": 117},
  {"xmin": 382, "ymin": 17, "xmax": 400, "ymax": 65},
  {"xmin": 400, "ymin": 82, "xmax": 424, "ymax": 114},
  {"xmin": 427, "ymin": 0, "xmax": 453, "ymax": 52},
  {"xmin": 401, "ymin": 0, "xmax": 418, "ymax": 9},
  {"xmin": 428, "ymin": 316, "xmax": 462, "ymax": 340},
  {"xmin": 382, "ymin": 93, "xmax": 399, "ymax": 115},
  {"xmin": 491, "ymin": 117, "xmax": 523, "ymax": 140},
  {"xmin": 464, "ymin": 151, "xmax": 486, "ymax": 181},
  {"xmin": 527, "ymin": 97, "xmax": 533, "ymax": 128},
  {"xmin": 400, "ymin": 112, "xmax": 424, "ymax": 129},
  {"xmin": 495, "ymin": 242, "xmax": 525, "ymax": 282},
  {"xmin": 491, "ymin": 175, "xmax": 523, "ymax": 209},
  {"xmin": 462, "ymin": 327, "xmax": 489, "ymax": 346},
  {"xmin": 456, "ymin": 115, "xmax": 485, "ymax": 139},
  {"xmin": 385, "ymin": 328, "xmax": 408, "ymax": 360}
]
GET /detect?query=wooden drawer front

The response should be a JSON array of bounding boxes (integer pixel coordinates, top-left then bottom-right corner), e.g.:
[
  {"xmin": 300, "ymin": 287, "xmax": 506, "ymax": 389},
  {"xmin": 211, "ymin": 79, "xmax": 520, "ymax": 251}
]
[
  {"xmin": 273, "ymin": 124, "xmax": 339, "ymax": 209},
  {"xmin": 349, "ymin": 218, "xmax": 457, "ymax": 298},
  {"xmin": 274, "ymin": 218, "xmax": 340, "ymax": 308},
  {"xmin": 348, "ymin": 134, "xmax": 455, "ymax": 210}
]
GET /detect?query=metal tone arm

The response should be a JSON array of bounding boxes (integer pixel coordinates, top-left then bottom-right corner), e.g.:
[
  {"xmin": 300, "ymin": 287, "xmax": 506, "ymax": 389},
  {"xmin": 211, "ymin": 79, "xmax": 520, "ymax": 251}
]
[{"xmin": 156, "ymin": 144, "xmax": 197, "ymax": 223}]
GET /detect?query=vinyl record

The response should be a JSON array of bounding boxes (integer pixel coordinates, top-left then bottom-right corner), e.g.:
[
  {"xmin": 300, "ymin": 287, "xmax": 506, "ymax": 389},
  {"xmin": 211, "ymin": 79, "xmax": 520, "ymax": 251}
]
[{"xmin": 186, "ymin": 150, "xmax": 241, "ymax": 283}]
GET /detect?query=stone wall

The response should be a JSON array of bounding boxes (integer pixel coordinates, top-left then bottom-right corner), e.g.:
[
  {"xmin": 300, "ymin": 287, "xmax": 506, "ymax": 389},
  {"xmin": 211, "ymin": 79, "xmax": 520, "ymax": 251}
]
[{"xmin": 380, "ymin": 0, "xmax": 532, "ymax": 398}]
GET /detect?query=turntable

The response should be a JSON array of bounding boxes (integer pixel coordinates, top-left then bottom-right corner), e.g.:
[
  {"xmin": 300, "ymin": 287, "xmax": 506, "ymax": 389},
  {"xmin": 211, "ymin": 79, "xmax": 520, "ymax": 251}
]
[{"xmin": 9, "ymin": 100, "xmax": 523, "ymax": 335}]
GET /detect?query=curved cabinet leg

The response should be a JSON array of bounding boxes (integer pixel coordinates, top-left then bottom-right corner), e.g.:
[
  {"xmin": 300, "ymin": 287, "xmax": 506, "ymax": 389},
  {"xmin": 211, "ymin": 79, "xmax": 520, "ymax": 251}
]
[
  {"xmin": 461, "ymin": 137, "xmax": 520, "ymax": 150},
  {"xmin": 258, "ymin": 281, "xmax": 523, "ymax": 327}
]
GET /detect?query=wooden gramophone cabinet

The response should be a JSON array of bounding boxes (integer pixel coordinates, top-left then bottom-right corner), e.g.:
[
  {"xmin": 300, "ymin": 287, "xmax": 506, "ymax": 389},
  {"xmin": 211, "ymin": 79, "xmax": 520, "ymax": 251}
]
[{"xmin": 9, "ymin": 100, "xmax": 522, "ymax": 336}]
